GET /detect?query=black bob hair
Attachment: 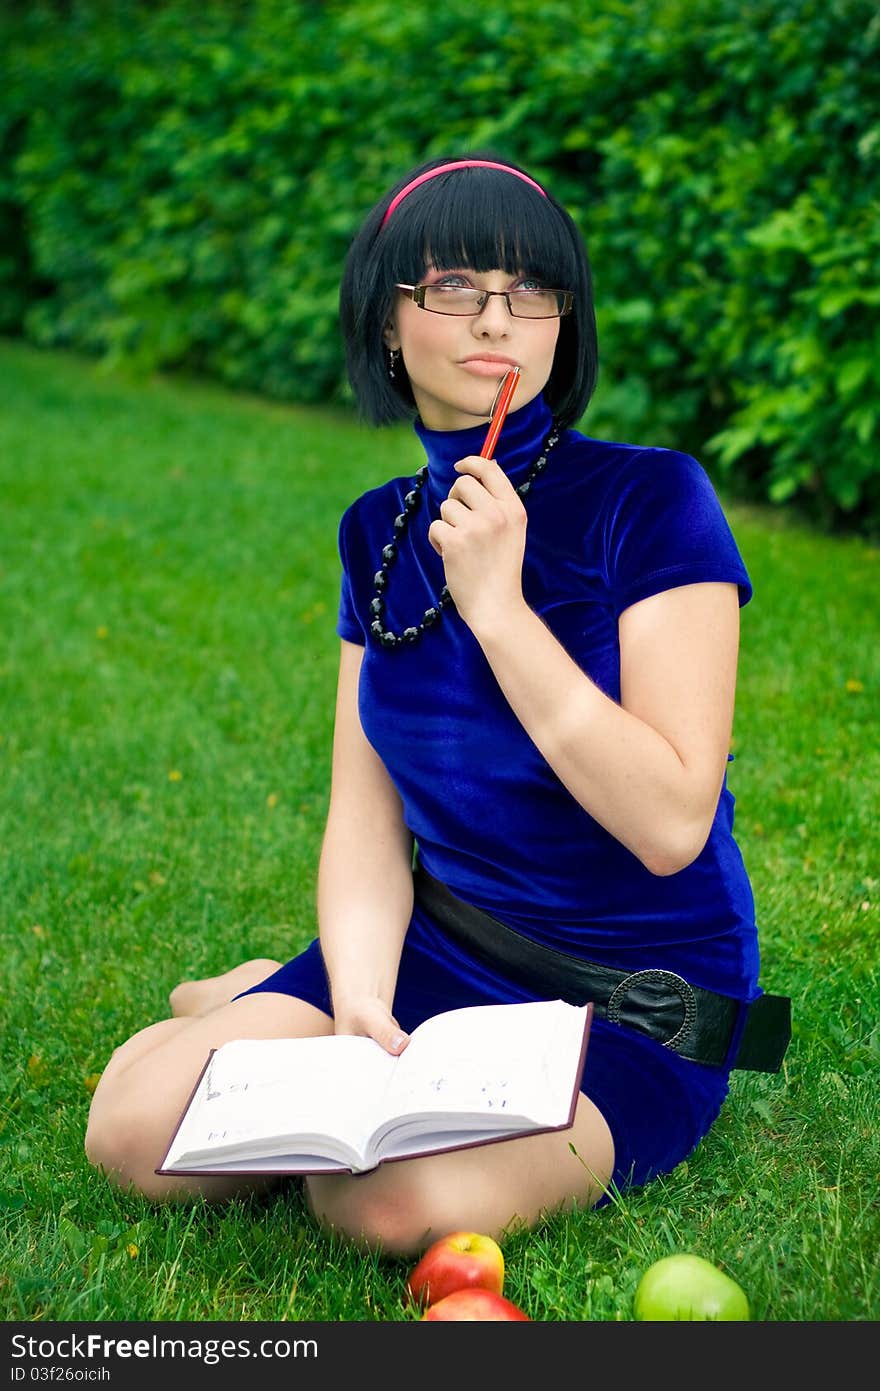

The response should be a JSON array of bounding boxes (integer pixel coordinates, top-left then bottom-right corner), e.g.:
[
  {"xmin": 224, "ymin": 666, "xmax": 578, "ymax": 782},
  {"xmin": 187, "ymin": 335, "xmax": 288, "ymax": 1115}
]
[{"xmin": 339, "ymin": 152, "xmax": 598, "ymax": 432}]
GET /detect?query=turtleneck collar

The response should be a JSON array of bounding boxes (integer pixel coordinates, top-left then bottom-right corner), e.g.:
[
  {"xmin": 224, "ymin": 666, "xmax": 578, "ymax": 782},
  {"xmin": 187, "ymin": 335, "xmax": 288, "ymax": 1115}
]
[{"xmin": 414, "ymin": 391, "xmax": 555, "ymax": 509}]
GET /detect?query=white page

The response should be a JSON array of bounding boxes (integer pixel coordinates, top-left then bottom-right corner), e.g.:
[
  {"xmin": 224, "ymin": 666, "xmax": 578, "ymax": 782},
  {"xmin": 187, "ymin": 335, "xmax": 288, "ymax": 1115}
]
[
  {"xmin": 374, "ymin": 1000, "xmax": 586, "ymax": 1139},
  {"xmin": 377, "ymin": 1122, "xmax": 531, "ymax": 1162},
  {"xmin": 167, "ymin": 1152, "xmax": 350, "ymax": 1174},
  {"xmin": 164, "ymin": 1034, "xmax": 397, "ymax": 1168}
]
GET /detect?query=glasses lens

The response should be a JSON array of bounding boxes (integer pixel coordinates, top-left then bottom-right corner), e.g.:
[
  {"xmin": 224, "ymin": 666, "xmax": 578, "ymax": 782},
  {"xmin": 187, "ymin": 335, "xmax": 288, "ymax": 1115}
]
[
  {"xmin": 418, "ymin": 286, "xmax": 570, "ymax": 317},
  {"xmin": 422, "ymin": 286, "xmax": 484, "ymax": 315},
  {"xmin": 508, "ymin": 289, "xmax": 567, "ymax": 318}
]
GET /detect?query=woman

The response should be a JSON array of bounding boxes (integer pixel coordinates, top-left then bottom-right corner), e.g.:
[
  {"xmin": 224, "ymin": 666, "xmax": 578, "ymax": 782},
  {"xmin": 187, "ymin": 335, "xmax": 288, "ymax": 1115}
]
[{"xmin": 86, "ymin": 152, "xmax": 786, "ymax": 1254}]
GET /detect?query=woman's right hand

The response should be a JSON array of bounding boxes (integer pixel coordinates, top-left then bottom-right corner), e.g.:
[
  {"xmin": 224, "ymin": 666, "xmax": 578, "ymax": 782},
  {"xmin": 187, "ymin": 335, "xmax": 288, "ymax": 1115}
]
[{"xmin": 332, "ymin": 994, "xmax": 410, "ymax": 1055}]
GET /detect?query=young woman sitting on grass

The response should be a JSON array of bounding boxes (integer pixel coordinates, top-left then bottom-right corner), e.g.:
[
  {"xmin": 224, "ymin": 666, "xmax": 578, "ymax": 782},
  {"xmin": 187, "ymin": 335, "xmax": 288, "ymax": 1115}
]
[{"xmin": 85, "ymin": 152, "xmax": 788, "ymax": 1256}]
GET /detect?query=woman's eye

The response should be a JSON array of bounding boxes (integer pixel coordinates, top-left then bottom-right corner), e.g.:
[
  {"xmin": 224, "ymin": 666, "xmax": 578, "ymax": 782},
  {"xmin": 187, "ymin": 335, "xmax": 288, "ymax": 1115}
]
[
  {"xmin": 435, "ymin": 275, "xmax": 470, "ymax": 287},
  {"xmin": 517, "ymin": 277, "xmax": 544, "ymax": 291}
]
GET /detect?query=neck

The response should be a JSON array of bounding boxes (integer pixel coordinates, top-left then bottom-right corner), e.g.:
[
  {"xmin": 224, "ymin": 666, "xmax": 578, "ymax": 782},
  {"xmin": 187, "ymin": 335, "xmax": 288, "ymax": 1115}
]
[{"xmin": 414, "ymin": 392, "xmax": 554, "ymax": 507}]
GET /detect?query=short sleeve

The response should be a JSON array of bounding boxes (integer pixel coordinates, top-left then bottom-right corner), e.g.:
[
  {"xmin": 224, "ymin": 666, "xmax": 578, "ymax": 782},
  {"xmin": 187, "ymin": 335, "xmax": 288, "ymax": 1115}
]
[
  {"xmin": 605, "ymin": 449, "xmax": 753, "ymax": 620},
  {"xmin": 336, "ymin": 502, "xmax": 366, "ymax": 645}
]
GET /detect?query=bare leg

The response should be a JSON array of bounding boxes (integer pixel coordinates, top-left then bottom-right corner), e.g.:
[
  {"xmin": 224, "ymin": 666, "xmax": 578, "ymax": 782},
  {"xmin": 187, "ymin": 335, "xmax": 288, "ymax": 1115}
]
[
  {"xmin": 89, "ymin": 962, "xmax": 615, "ymax": 1247},
  {"xmin": 169, "ymin": 958, "xmax": 282, "ymax": 1018},
  {"xmin": 305, "ymin": 1092, "xmax": 615, "ymax": 1258},
  {"xmin": 86, "ymin": 990, "xmax": 333, "ymax": 1203}
]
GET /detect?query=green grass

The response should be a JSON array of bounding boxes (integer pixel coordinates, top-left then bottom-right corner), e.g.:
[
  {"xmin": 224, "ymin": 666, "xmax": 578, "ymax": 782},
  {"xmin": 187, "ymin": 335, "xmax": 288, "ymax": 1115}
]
[{"xmin": 1, "ymin": 338, "xmax": 877, "ymax": 1322}]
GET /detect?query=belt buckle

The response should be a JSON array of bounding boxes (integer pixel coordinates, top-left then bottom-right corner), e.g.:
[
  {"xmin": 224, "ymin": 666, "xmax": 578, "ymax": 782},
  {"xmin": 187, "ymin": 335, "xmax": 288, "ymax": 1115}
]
[{"xmin": 606, "ymin": 969, "xmax": 698, "ymax": 1052}]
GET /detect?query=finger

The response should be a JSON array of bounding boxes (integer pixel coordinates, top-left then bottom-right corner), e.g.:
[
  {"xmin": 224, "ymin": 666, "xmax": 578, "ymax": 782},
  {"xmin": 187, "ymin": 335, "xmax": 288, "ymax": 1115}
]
[
  {"xmin": 447, "ymin": 474, "xmax": 492, "ymax": 508},
  {"xmin": 452, "ymin": 454, "xmax": 511, "ymax": 498},
  {"xmin": 427, "ymin": 518, "xmax": 449, "ymax": 555},
  {"xmin": 370, "ymin": 1009, "xmax": 409, "ymax": 1055},
  {"xmin": 340, "ymin": 1002, "xmax": 409, "ymax": 1054},
  {"xmin": 439, "ymin": 497, "xmax": 474, "ymax": 525}
]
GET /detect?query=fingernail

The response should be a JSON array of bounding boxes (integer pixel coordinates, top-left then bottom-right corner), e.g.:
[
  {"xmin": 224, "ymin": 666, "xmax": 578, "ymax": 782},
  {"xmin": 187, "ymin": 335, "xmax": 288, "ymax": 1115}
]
[{"xmin": 391, "ymin": 1033, "xmax": 405, "ymax": 1051}]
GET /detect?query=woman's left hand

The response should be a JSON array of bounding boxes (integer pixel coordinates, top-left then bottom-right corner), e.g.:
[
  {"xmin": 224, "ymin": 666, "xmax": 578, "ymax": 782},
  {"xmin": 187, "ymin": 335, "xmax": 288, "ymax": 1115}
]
[{"xmin": 427, "ymin": 455, "xmax": 528, "ymax": 635}]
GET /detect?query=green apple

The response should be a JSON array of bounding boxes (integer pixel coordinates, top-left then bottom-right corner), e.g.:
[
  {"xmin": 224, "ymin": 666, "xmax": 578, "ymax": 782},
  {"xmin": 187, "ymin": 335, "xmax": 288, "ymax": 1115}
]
[{"xmin": 634, "ymin": 1253, "xmax": 750, "ymax": 1321}]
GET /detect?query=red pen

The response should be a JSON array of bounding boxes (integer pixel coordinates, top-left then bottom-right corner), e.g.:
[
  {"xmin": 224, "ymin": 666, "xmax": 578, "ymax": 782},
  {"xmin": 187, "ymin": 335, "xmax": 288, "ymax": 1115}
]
[{"xmin": 480, "ymin": 366, "xmax": 521, "ymax": 458}]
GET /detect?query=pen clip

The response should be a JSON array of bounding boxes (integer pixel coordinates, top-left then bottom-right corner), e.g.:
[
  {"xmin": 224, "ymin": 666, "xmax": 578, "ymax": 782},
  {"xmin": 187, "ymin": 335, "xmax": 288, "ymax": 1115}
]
[
  {"xmin": 480, "ymin": 366, "xmax": 521, "ymax": 458},
  {"xmin": 489, "ymin": 373, "xmax": 511, "ymax": 418}
]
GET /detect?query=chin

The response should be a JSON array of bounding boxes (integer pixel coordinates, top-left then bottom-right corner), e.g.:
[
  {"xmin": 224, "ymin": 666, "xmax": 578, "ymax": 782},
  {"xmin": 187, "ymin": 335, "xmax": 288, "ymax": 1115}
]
[{"xmin": 413, "ymin": 377, "xmax": 535, "ymax": 432}]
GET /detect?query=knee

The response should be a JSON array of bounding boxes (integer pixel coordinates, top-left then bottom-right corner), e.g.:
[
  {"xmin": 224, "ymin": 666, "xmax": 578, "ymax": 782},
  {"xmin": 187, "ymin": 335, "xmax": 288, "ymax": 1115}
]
[
  {"xmin": 84, "ymin": 1104, "xmax": 140, "ymax": 1194},
  {"xmin": 337, "ymin": 1187, "xmax": 433, "ymax": 1257},
  {"xmin": 84, "ymin": 1100, "xmax": 172, "ymax": 1203},
  {"xmin": 307, "ymin": 1169, "xmax": 510, "ymax": 1258}
]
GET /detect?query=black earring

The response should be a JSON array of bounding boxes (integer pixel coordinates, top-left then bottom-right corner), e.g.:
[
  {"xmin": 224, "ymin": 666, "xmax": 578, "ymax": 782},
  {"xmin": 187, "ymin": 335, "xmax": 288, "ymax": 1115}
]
[{"xmin": 388, "ymin": 348, "xmax": 400, "ymax": 380}]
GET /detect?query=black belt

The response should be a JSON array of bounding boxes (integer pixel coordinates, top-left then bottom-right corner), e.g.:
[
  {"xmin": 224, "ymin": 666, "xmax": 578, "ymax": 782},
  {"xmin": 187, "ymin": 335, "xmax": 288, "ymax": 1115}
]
[{"xmin": 413, "ymin": 863, "xmax": 791, "ymax": 1072}]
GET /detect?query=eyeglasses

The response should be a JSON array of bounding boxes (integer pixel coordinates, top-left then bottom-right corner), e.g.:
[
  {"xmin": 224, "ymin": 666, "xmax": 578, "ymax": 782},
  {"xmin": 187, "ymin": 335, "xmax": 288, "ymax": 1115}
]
[{"xmin": 396, "ymin": 283, "xmax": 573, "ymax": 319}]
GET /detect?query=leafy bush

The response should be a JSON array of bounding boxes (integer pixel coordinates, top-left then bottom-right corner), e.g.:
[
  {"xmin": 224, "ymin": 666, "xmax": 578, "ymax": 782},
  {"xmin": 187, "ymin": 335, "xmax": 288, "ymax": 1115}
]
[{"xmin": 2, "ymin": 0, "xmax": 878, "ymax": 535}]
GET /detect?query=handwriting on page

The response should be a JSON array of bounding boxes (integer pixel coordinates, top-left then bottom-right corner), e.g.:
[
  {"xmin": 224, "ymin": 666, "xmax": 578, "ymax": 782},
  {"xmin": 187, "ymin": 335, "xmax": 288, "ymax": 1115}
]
[
  {"xmin": 200, "ymin": 1043, "xmax": 372, "ymax": 1126},
  {"xmin": 206, "ymin": 1079, "xmax": 251, "ymax": 1101},
  {"xmin": 390, "ymin": 1053, "xmax": 512, "ymax": 1113},
  {"xmin": 205, "ymin": 1055, "xmax": 286, "ymax": 1103},
  {"xmin": 427, "ymin": 1075, "xmax": 509, "ymax": 1109},
  {"xmin": 198, "ymin": 1064, "xmax": 307, "ymax": 1150}
]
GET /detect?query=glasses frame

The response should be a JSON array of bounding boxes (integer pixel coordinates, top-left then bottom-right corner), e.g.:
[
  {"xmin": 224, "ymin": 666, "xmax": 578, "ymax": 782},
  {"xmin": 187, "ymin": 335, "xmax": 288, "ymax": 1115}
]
[{"xmin": 395, "ymin": 283, "xmax": 573, "ymax": 319}]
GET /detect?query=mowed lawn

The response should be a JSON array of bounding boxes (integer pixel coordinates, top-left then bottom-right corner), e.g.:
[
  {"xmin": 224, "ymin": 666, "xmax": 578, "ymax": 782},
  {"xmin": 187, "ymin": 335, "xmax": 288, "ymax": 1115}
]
[{"xmin": 1, "ymin": 338, "xmax": 877, "ymax": 1322}]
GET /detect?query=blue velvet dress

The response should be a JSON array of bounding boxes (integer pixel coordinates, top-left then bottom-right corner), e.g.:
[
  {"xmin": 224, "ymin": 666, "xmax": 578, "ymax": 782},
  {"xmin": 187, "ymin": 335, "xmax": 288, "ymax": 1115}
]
[{"xmin": 238, "ymin": 391, "xmax": 761, "ymax": 1197}]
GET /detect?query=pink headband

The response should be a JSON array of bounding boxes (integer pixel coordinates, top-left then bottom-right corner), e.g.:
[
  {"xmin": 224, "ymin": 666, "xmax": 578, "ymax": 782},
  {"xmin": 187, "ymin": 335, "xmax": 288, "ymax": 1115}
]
[{"xmin": 381, "ymin": 160, "xmax": 547, "ymax": 228}]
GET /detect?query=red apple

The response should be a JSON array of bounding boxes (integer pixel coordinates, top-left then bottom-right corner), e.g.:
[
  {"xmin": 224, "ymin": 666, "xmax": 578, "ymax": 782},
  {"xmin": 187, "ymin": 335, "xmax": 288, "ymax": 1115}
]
[
  {"xmin": 422, "ymin": 1288, "xmax": 530, "ymax": 1321},
  {"xmin": 406, "ymin": 1230, "xmax": 505, "ymax": 1309}
]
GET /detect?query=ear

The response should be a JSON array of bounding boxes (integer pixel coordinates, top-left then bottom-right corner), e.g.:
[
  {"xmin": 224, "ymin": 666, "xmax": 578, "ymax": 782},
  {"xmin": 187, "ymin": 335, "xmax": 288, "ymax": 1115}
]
[{"xmin": 382, "ymin": 319, "xmax": 400, "ymax": 352}]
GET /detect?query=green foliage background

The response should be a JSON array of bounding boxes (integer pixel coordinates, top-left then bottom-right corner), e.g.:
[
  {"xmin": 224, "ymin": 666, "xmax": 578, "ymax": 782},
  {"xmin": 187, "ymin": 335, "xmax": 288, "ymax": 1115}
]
[{"xmin": 2, "ymin": 0, "xmax": 879, "ymax": 536}]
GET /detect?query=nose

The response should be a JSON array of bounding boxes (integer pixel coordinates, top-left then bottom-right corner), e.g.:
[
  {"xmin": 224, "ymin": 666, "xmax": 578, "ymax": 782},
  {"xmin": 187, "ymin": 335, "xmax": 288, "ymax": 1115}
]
[{"xmin": 472, "ymin": 292, "xmax": 513, "ymax": 336}]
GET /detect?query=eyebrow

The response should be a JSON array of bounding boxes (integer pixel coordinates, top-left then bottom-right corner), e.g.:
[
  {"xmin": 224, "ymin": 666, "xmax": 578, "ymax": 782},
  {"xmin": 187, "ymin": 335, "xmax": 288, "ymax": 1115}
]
[{"xmin": 421, "ymin": 267, "xmax": 528, "ymax": 283}]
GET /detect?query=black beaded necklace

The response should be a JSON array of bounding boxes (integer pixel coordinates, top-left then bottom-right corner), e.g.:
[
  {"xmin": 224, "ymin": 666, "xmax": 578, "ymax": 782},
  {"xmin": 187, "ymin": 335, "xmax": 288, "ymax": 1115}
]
[{"xmin": 369, "ymin": 425, "xmax": 561, "ymax": 648}]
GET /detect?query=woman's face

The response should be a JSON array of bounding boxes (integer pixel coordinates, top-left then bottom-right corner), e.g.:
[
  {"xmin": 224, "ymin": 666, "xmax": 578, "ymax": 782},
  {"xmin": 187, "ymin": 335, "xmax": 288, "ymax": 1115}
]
[{"xmin": 384, "ymin": 266, "xmax": 561, "ymax": 432}]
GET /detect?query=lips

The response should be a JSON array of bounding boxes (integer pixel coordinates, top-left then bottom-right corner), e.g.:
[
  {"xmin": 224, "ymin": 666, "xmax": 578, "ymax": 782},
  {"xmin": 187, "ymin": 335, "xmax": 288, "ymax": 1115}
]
[
  {"xmin": 461, "ymin": 355, "xmax": 519, "ymax": 368},
  {"xmin": 459, "ymin": 357, "xmax": 519, "ymax": 376}
]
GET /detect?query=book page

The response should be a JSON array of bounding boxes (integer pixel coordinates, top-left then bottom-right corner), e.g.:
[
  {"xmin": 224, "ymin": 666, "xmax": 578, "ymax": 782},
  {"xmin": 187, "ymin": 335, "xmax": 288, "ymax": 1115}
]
[
  {"xmin": 375, "ymin": 1000, "xmax": 587, "ymax": 1139},
  {"xmin": 164, "ymin": 1034, "xmax": 396, "ymax": 1168}
]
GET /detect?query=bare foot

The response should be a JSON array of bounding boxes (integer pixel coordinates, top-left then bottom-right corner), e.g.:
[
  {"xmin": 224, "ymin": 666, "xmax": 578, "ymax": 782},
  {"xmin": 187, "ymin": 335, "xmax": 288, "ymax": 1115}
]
[{"xmin": 169, "ymin": 959, "xmax": 283, "ymax": 1018}]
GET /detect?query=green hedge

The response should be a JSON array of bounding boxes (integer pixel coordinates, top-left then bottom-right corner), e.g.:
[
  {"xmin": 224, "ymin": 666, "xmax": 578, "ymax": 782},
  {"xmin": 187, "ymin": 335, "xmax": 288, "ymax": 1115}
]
[{"xmin": 2, "ymin": 0, "xmax": 878, "ymax": 536}]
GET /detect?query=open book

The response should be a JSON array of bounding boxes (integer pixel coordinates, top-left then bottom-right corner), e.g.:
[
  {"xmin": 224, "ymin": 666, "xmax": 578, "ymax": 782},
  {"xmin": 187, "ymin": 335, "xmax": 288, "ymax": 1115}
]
[{"xmin": 157, "ymin": 999, "xmax": 592, "ymax": 1177}]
